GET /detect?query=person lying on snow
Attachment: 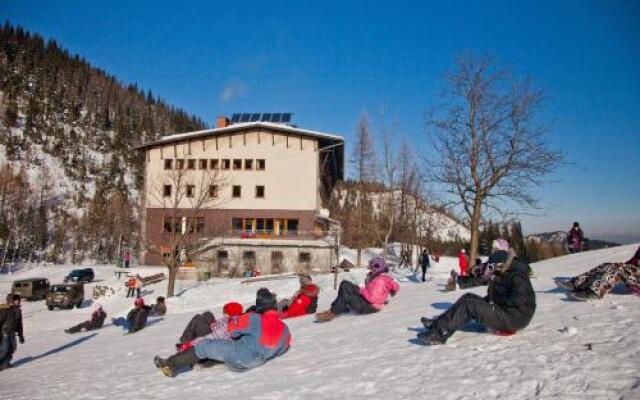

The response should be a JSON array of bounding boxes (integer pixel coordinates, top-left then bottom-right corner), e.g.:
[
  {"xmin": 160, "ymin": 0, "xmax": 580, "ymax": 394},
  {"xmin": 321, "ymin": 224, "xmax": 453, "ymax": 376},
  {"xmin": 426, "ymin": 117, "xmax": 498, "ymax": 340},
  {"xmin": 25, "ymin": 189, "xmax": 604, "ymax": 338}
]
[
  {"xmin": 150, "ymin": 296, "xmax": 167, "ymax": 316},
  {"xmin": 315, "ymin": 257, "xmax": 400, "ymax": 322},
  {"xmin": 277, "ymin": 274, "xmax": 319, "ymax": 319},
  {"xmin": 65, "ymin": 303, "xmax": 107, "ymax": 334},
  {"xmin": 417, "ymin": 248, "xmax": 536, "ymax": 345},
  {"xmin": 176, "ymin": 302, "xmax": 244, "ymax": 351},
  {"xmin": 445, "ymin": 239, "xmax": 510, "ymax": 291},
  {"xmin": 554, "ymin": 245, "xmax": 640, "ymax": 301},
  {"xmin": 126, "ymin": 297, "xmax": 151, "ymax": 334},
  {"xmin": 154, "ymin": 288, "xmax": 291, "ymax": 377}
]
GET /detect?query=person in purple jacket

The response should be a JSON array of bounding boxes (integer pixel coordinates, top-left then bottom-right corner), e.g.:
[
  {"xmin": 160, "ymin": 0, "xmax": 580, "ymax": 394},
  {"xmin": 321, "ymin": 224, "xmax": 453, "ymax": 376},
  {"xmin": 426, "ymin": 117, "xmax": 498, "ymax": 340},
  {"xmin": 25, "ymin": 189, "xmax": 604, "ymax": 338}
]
[{"xmin": 316, "ymin": 257, "xmax": 400, "ymax": 322}]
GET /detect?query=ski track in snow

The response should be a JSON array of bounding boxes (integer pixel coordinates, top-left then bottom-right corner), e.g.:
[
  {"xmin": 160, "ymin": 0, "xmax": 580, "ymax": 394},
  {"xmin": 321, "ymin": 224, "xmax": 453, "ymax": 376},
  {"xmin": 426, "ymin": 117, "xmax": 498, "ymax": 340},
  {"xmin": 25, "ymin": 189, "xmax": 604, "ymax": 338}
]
[{"xmin": 0, "ymin": 245, "xmax": 639, "ymax": 400}]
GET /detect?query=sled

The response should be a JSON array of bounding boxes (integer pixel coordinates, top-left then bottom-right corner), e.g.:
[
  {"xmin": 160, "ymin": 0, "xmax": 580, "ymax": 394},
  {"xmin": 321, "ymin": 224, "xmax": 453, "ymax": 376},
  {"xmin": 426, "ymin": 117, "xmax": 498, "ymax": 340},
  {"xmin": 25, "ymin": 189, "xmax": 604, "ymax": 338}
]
[{"xmin": 490, "ymin": 329, "xmax": 516, "ymax": 337}]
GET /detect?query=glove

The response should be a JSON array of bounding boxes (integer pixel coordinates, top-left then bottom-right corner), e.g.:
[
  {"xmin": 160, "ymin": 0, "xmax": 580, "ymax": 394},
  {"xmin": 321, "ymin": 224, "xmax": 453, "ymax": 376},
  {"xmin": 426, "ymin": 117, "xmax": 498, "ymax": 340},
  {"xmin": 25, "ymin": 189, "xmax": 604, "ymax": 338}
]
[
  {"xmin": 19, "ymin": 335, "xmax": 25, "ymax": 344},
  {"xmin": 177, "ymin": 340, "xmax": 193, "ymax": 352}
]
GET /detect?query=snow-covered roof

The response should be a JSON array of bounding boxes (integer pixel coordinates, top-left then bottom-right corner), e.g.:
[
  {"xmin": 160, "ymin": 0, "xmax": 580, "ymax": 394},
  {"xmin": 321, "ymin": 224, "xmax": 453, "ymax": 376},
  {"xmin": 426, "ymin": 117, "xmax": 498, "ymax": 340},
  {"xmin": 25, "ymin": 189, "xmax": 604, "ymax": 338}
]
[{"xmin": 136, "ymin": 122, "xmax": 344, "ymax": 150}]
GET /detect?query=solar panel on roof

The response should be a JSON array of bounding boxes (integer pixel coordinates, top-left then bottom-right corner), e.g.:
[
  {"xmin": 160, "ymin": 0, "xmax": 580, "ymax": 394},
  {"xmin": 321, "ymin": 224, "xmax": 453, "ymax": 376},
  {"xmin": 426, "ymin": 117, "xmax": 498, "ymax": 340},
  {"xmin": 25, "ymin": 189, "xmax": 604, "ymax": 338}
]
[
  {"xmin": 240, "ymin": 113, "xmax": 251, "ymax": 122},
  {"xmin": 271, "ymin": 113, "xmax": 282, "ymax": 122},
  {"xmin": 231, "ymin": 113, "xmax": 241, "ymax": 123},
  {"xmin": 261, "ymin": 113, "xmax": 271, "ymax": 122},
  {"xmin": 281, "ymin": 113, "xmax": 292, "ymax": 123},
  {"xmin": 250, "ymin": 113, "xmax": 260, "ymax": 122}
]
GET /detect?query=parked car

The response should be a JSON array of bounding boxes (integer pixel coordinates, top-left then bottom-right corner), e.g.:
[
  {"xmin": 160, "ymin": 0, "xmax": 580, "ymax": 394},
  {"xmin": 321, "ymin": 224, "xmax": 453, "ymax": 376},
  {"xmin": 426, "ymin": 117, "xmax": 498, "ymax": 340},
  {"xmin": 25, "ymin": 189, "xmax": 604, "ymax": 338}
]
[
  {"xmin": 64, "ymin": 268, "xmax": 95, "ymax": 283},
  {"xmin": 46, "ymin": 283, "xmax": 85, "ymax": 310},
  {"xmin": 11, "ymin": 278, "xmax": 50, "ymax": 301}
]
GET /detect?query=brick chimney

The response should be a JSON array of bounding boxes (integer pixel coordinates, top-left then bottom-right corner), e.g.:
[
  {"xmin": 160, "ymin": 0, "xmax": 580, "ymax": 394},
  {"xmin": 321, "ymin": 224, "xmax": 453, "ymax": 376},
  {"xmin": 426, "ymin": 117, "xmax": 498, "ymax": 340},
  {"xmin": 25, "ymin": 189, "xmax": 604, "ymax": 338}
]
[{"xmin": 216, "ymin": 116, "xmax": 229, "ymax": 128}]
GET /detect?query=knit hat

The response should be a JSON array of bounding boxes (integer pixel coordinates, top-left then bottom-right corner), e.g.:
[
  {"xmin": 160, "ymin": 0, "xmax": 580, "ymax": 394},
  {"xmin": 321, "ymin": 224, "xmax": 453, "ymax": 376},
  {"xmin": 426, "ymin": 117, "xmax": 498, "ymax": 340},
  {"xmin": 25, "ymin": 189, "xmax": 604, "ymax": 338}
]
[
  {"xmin": 298, "ymin": 273, "xmax": 313, "ymax": 286},
  {"xmin": 492, "ymin": 239, "xmax": 510, "ymax": 252},
  {"xmin": 368, "ymin": 257, "xmax": 388, "ymax": 275},
  {"xmin": 134, "ymin": 297, "xmax": 145, "ymax": 308},
  {"xmin": 254, "ymin": 288, "xmax": 277, "ymax": 314},
  {"xmin": 223, "ymin": 302, "xmax": 244, "ymax": 317}
]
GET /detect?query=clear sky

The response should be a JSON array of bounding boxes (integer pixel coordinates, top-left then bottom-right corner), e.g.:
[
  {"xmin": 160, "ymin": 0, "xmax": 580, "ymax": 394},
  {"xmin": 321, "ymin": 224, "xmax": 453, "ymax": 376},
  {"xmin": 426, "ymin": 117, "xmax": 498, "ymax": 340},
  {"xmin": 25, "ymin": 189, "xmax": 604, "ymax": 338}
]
[{"xmin": 2, "ymin": 0, "xmax": 639, "ymax": 243}]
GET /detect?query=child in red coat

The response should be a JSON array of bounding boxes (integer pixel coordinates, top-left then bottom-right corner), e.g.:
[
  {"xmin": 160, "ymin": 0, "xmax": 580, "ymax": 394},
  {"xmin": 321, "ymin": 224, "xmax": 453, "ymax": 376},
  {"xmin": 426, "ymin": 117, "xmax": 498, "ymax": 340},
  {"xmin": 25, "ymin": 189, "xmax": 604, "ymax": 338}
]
[{"xmin": 278, "ymin": 274, "xmax": 319, "ymax": 318}]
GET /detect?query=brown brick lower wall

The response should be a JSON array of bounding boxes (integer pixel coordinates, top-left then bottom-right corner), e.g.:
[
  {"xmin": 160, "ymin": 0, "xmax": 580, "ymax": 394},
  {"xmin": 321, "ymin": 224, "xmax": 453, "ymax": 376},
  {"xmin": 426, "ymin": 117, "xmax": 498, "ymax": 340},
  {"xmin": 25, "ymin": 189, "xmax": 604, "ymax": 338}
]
[{"xmin": 141, "ymin": 208, "xmax": 318, "ymax": 265}]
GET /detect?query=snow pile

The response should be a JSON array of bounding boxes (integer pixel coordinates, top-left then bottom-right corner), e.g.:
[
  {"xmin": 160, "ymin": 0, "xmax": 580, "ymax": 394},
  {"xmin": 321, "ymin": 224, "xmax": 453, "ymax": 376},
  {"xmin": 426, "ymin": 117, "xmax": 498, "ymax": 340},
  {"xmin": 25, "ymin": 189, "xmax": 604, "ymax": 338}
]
[{"xmin": 0, "ymin": 245, "xmax": 639, "ymax": 399}]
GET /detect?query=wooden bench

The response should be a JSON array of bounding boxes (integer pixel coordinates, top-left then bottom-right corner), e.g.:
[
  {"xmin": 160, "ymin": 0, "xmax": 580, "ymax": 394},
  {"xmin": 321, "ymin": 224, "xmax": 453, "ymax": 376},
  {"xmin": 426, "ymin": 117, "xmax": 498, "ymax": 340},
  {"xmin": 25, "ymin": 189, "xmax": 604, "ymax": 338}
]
[
  {"xmin": 140, "ymin": 273, "xmax": 165, "ymax": 286},
  {"xmin": 114, "ymin": 270, "xmax": 130, "ymax": 280}
]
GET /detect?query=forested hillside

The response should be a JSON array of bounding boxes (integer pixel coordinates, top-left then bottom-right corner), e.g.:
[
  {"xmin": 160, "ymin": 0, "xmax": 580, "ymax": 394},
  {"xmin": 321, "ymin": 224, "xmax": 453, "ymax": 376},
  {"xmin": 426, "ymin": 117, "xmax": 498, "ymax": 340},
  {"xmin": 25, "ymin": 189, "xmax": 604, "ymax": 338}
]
[{"xmin": 0, "ymin": 22, "xmax": 205, "ymax": 264}]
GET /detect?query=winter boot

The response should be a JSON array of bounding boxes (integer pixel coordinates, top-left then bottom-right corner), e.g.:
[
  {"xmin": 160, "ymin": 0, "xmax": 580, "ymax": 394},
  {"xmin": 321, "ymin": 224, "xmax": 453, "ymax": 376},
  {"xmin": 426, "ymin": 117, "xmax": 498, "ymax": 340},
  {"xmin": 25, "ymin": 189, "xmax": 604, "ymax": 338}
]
[
  {"xmin": 571, "ymin": 289, "xmax": 600, "ymax": 301},
  {"xmin": 444, "ymin": 278, "xmax": 457, "ymax": 291},
  {"xmin": 450, "ymin": 270, "xmax": 459, "ymax": 280},
  {"xmin": 554, "ymin": 278, "xmax": 576, "ymax": 291},
  {"xmin": 417, "ymin": 327, "xmax": 452, "ymax": 346},
  {"xmin": 420, "ymin": 317, "xmax": 435, "ymax": 329},
  {"xmin": 315, "ymin": 310, "xmax": 336, "ymax": 322},
  {"xmin": 154, "ymin": 348, "xmax": 199, "ymax": 377}
]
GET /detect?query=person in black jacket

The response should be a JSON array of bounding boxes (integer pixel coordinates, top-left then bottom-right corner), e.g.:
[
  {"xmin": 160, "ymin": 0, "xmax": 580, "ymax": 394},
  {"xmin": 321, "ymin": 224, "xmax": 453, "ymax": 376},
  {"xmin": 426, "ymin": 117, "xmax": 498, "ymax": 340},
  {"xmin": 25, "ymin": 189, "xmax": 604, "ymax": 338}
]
[
  {"xmin": 126, "ymin": 298, "xmax": 151, "ymax": 334},
  {"xmin": 419, "ymin": 249, "xmax": 431, "ymax": 282},
  {"xmin": 65, "ymin": 303, "xmax": 107, "ymax": 334},
  {"xmin": 0, "ymin": 294, "xmax": 24, "ymax": 370},
  {"xmin": 417, "ymin": 249, "xmax": 536, "ymax": 345}
]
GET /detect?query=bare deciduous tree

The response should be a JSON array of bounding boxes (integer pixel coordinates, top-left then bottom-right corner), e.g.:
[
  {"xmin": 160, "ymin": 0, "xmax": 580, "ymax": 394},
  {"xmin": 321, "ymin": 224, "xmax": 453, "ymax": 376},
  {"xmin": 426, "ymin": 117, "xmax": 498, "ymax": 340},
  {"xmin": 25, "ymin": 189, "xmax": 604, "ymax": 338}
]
[
  {"xmin": 147, "ymin": 167, "xmax": 227, "ymax": 297},
  {"xmin": 427, "ymin": 53, "xmax": 563, "ymax": 263}
]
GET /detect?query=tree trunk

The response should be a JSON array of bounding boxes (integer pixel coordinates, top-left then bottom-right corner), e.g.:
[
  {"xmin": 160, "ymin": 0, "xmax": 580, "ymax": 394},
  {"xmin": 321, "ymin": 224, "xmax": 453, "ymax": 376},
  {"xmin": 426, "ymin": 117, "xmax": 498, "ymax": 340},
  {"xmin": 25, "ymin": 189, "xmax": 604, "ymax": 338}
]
[
  {"xmin": 167, "ymin": 260, "xmax": 176, "ymax": 297},
  {"xmin": 469, "ymin": 197, "xmax": 483, "ymax": 265},
  {"xmin": 356, "ymin": 248, "xmax": 362, "ymax": 268}
]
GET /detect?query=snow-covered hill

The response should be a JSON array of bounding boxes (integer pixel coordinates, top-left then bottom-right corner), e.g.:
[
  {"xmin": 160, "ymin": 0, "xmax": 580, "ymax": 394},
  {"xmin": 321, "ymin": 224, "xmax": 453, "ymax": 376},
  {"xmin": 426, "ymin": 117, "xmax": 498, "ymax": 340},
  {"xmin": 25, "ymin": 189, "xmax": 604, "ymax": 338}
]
[{"xmin": 0, "ymin": 245, "xmax": 638, "ymax": 399}]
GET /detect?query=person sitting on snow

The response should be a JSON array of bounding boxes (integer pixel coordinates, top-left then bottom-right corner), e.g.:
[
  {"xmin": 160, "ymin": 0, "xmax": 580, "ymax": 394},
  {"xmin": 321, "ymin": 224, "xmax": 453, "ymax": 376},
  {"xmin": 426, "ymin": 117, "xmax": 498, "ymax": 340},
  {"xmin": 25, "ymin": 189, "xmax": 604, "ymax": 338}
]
[
  {"xmin": 315, "ymin": 257, "xmax": 400, "ymax": 322},
  {"xmin": 65, "ymin": 303, "xmax": 107, "ymax": 334},
  {"xmin": 445, "ymin": 239, "xmax": 510, "ymax": 291},
  {"xmin": 154, "ymin": 288, "xmax": 291, "ymax": 377},
  {"xmin": 176, "ymin": 302, "xmax": 244, "ymax": 354},
  {"xmin": 554, "ymin": 245, "xmax": 640, "ymax": 301},
  {"xmin": 151, "ymin": 296, "xmax": 167, "ymax": 316},
  {"xmin": 417, "ymin": 248, "xmax": 536, "ymax": 345},
  {"xmin": 176, "ymin": 302, "xmax": 243, "ymax": 348},
  {"xmin": 277, "ymin": 274, "xmax": 319, "ymax": 319},
  {"xmin": 126, "ymin": 297, "xmax": 151, "ymax": 334}
]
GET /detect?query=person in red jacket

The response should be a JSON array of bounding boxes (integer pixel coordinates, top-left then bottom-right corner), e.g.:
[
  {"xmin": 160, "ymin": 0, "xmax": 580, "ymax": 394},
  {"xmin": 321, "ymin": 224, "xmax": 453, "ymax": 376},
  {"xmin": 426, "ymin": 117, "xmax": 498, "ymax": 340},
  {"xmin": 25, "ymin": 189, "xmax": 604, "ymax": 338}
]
[
  {"xmin": 277, "ymin": 274, "xmax": 319, "ymax": 319},
  {"xmin": 458, "ymin": 249, "xmax": 469, "ymax": 277}
]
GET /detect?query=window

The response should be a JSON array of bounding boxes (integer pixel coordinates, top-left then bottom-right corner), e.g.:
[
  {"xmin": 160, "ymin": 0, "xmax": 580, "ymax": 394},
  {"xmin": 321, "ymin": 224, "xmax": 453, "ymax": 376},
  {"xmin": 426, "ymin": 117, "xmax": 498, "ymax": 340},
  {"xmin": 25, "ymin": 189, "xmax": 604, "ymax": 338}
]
[
  {"xmin": 266, "ymin": 219, "xmax": 274, "ymax": 233},
  {"xmin": 233, "ymin": 159, "xmax": 242, "ymax": 170},
  {"xmin": 210, "ymin": 159, "xmax": 219, "ymax": 170},
  {"xmin": 221, "ymin": 159, "xmax": 230, "ymax": 170},
  {"xmin": 256, "ymin": 218, "xmax": 265, "ymax": 233},
  {"xmin": 187, "ymin": 159, "xmax": 196, "ymax": 170},
  {"xmin": 199, "ymin": 159, "xmax": 208, "ymax": 169},
  {"xmin": 255, "ymin": 185, "xmax": 265, "ymax": 198},
  {"xmin": 271, "ymin": 251, "xmax": 284, "ymax": 274},
  {"xmin": 217, "ymin": 250, "xmax": 228, "ymax": 260},
  {"xmin": 243, "ymin": 218, "xmax": 253, "ymax": 232},
  {"xmin": 299, "ymin": 252, "xmax": 312, "ymax": 263},
  {"xmin": 186, "ymin": 184, "xmax": 195, "ymax": 198},
  {"xmin": 232, "ymin": 218, "xmax": 242, "ymax": 233},
  {"xmin": 209, "ymin": 185, "xmax": 218, "ymax": 198},
  {"xmin": 163, "ymin": 185, "xmax": 172, "ymax": 197},
  {"xmin": 163, "ymin": 216, "xmax": 173, "ymax": 233},
  {"xmin": 195, "ymin": 217, "xmax": 205, "ymax": 233},
  {"xmin": 244, "ymin": 159, "xmax": 253, "ymax": 170},
  {"xmin": 232, "ymin": 185, "xmax": 241, "ymax": 198},
  {"xmin": 256, "ymin": 159, "xmax": 266, "ymax": 170},
  {"xmin": 243, "ymin": 251, "xmax": 256, "ymax": 269},
  {"xmin": 176, "ymin": 159, "xmax": 185, "ymax": 169},
  {"xmin": 164, "ymin": 159, "xmax": 173, "ymax": 170},
  {"xmin": 287, "ymin": 219, "xmax": 299, "ymax": 235}
]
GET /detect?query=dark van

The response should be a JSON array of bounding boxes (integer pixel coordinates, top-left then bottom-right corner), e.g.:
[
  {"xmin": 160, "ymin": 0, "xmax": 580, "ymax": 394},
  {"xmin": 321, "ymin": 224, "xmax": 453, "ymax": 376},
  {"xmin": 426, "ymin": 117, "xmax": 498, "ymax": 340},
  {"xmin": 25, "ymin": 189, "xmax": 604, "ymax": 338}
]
[
  {"xmin": 11, "ymin": 278, "xmax": 51, "ymax": 300},
  {"xmin": 64, "ymin": 268, "xmax": 95, "ymax": 283}
]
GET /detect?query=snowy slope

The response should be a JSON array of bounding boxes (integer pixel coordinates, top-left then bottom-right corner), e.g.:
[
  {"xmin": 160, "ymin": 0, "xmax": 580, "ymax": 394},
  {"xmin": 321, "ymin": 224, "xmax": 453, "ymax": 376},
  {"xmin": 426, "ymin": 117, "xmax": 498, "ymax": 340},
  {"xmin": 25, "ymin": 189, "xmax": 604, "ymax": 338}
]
[{"xmin": 0, "ymin": 245, "xmax": 639, "ymax": 400}]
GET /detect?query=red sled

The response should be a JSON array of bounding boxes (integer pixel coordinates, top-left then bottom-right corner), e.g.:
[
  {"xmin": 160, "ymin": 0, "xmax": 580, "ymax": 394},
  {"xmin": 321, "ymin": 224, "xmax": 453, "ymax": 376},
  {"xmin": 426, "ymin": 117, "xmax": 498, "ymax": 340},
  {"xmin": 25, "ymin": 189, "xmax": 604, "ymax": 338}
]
[{"xmin": 491, "ymin": 329, "xmax": 516, "ymax": 336}]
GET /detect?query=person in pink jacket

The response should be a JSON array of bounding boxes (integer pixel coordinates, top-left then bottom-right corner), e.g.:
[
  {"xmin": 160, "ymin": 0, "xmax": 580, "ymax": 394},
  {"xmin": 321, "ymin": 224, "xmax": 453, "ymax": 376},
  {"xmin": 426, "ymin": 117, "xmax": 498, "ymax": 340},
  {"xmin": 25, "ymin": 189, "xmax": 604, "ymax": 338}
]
[{"xmin": 316, "ymin": 257, "xmax": 399, "ymax": 322}]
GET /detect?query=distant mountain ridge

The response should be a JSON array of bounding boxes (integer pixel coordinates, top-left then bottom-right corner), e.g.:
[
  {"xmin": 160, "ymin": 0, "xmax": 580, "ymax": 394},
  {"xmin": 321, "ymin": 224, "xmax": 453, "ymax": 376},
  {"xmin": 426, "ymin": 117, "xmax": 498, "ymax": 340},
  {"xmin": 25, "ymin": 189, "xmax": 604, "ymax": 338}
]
[{"xmin": 527, "ymin": 231, "xmax": 620, "ymax": 252}]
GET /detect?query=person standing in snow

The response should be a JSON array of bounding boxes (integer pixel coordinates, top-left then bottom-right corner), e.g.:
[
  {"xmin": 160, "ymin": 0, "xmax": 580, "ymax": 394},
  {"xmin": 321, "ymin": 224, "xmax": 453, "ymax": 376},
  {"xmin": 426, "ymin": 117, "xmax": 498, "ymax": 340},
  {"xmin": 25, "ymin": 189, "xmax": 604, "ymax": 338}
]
[
  {"xmin": 315, "ymin": 257, "xmax": 400, "ymax": 322},
  {"xmin": 123, "ymin": 250, "xmax": 132, "ymax": 268},
  {"xmin": 126, "ymin": 277, "xmax": 136, "ymax": 298},
  {"xmin": 0, "ymin": 294, "xmax": 24, "ymax": 370},
  {"xmin": 419, "ymin": 249, "xmax": 431, "ymax": 282},
  {"xmin": 417, "ymin": 248, "xmax": 536, "ymax": 345},
  {"xmin": 154, "ymin": 289, "xmax": 290, "ymax": 377},
  {"xmin": 65, "ymin": 303, "xmax": 107, "ymax": 334},
  {"xmin": 277, "ymin": 274, "xmax": 319, "ymax": 319},
  {"xmin": 458, "ymin": 249, "xmax": 469, "ymax": 277},
  {"xmin": 567, "ymin": 222, "xmax": 584, "ymax": 254},
  {"xmin": 133, "ymin": 275, "xmax": 143, "ymax": 298},
  {"xmin": 554, "ymin": 245, "xmax": 640, "ymax": 300}
]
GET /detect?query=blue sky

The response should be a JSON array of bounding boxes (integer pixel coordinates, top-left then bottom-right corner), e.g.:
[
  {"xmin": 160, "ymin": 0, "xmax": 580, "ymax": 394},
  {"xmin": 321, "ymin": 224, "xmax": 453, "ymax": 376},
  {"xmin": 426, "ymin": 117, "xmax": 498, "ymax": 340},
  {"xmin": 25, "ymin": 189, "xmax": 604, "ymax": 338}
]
[{"xmin": 2, "ymin": 0, "xmax": 639, "ymax": 242}]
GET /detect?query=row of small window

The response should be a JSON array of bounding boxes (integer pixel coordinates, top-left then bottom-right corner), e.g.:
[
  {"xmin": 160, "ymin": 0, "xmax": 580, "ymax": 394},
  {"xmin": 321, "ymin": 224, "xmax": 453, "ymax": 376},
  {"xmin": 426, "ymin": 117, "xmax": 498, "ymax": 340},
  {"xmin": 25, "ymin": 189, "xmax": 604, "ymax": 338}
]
[
  {"xmin": 164, "ymin": 158, "xmax": 266, "ymax": 171},
  {"xmin": 231, "ymin": 218, "xmax": 299, "ymax": 235},
  {"xmin": 163, "ymin": 216, "xmax": 205, "ymax": 234},
  {"xmin": 217, "ymin": 250, "xmax": 311, "ymax": 264},
  {"xmin": 162, "ymin": 185, "xmax": 265, "ymax": 199}
]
